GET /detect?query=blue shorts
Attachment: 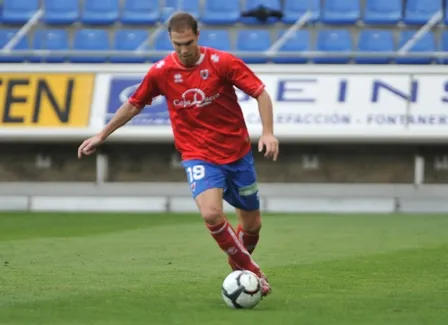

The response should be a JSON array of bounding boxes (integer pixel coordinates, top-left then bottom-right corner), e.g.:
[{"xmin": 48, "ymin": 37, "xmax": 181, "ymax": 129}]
[{"xmin": 182, "ymin": 151, "xmax": 260, "ymax": 211}]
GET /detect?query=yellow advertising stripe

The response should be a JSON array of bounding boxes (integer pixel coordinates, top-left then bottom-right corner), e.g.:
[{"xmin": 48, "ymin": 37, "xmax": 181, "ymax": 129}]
[{"xmin": 0, "ymin": 73, "xmax": 94, "ymax": 127}]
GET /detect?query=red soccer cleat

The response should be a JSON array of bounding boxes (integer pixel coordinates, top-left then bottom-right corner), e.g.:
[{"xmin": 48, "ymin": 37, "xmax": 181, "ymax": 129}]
[
  {"xmin": 227, "ymin": 257, "xmax": 272, "ymax": 297},
  {"xmin": 258, "ymin": 271, "xmax": 272, "ymax": 297}
]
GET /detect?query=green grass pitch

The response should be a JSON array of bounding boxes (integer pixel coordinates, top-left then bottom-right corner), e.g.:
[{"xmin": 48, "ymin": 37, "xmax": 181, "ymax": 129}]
[{"xmin": 1, "ymin": 212, "xmax": 447, "ymax": 325}]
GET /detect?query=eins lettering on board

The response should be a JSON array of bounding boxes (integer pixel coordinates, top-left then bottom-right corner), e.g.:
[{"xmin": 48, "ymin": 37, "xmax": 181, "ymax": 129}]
[
  {"xmin": 241, "ymin": 75, "xmax": 448, "ymax": 127},
  {"xmin": 0, "ymin": 74, "xmax": 94, "ymax": 127}
]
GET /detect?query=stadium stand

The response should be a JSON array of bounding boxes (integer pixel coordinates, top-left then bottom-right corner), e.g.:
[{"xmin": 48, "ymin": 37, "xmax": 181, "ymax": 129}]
[
  {"xmin": 121, "ymin": 0, "xmax": 160, "ymax": 25},
  {"xmin": 43, "ymin": 0, "xmax": 79, "ymax": 25},
  {"xmin": 282, "ymin": 0, "xmax": 321, "ymax": 24},
  {"xmin": 202, "ymin": 0, "xmax": 240, "ymax": 25},
  {"xmin": 396, "ymin": 30, "xmax": 436, "ymax": 64},
  {"xmin": 71, "ymin": 29, "xmax": 110, "ymax": 63},
  {"xmin": 363, "ymin": 0, "xmax": 402, "ymax": 25},
  {"xmin": 31, "ymin": 29, "xmax": 69, "ymax": 62},
  {"xmin": 236, "ymin": 29, "xmax": 271, "ymax": 63},
  {"xmin": 271, "ymin": 29, "xmax": 310, "ymax": 63},
  {"xmin": 0, "ymin": 29, "xmax": 29, "ymax": 62},
  {"xmin": 1, "ymin": 0, "xmax": 40, "ymax": 24},
  {"xmin": 81, "ymin": 0, "xmax": 120, "ymax": 26},
  {"xmin": 404, "ymin": 0, "xmax": 441, "ymax": 25},
  {"xmin": 0, "ymin": 0, "xmax": 446, "ymax": 64},
  {"xmin": 441, "ymin": 30, "xmax": 448, "ymax": 63},
  {"xmin": 355, "ymin": 30, "xmax": 395, "ymax": 64},
  {"xmin": 199, "ymin": 29, "xmax": 232, "ymax": 51},
  {"xmin": 321, "ymin": 0, "xmax": 360, "ymax": 25},
  {"xmin": 111, "ymin": 29, "xmax": 150, "ymax": 63},
  {"xmin": 314, "ymin": 29, "xmax": 352, "ymax": 64}
]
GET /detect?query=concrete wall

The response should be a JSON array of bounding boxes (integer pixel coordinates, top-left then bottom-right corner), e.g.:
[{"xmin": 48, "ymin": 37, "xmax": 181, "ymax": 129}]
[{"xmin": 1, "ymin": 183, "xmax": 448, "ymax": 213}]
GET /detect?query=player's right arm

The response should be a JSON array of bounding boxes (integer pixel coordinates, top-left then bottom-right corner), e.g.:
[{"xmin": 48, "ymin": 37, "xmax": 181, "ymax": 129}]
[
  {"xmin": 78, "ymin": 66, "xmax": 162, "ymax": 159},
  {"xmin": 100, "ymin": 102, "xmax": 140, "ymax": 140}
]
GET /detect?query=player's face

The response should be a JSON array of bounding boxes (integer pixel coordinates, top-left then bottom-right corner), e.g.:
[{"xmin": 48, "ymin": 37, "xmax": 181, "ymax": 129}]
[{"xmin": 170, "ymin": 29, "xmax": 200, "ymax": 67}]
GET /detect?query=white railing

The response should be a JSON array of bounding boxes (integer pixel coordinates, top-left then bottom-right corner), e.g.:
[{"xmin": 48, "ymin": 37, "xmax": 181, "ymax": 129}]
[
  {"xmin": 2, "ymin": 10, "xmax": 43, "ymax": 51},
  {"xmin": 398, "ymin": 10, "xmax": 443, "ymax": 53},
  {"xmin": 265, "ymin": 11, "xmax": 312, "ymax": 56}
]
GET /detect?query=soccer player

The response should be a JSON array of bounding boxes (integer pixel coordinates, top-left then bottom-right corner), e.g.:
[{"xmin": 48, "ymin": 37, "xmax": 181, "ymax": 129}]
[{"xmin": 78, "ymin": 12, "xmax": 279, "ymax": 296}]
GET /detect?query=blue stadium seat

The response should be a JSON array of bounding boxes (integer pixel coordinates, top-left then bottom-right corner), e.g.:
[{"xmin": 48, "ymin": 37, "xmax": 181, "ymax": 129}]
[
  {"xmin": 321, "ymin": 0, "xmax": 360, "ymax": 24},
  {"xmin": 202, "ymin": 0, "xmax": 239, "ymax": 25},
  {"xmin": 241, "ymin": 0, "xmax": 282, "ymax": 24},
  {"xmin": 152, "ymin": 31, "xmax": 172, "ymax": 62},
  {"xmin": 314, "ymin": 30, "xmax": 352, "ymax": 64},
  {"xmin": 161, "ymin": 0, "xmax": 200, "ymax": 23},
  {"xmin": 445, "ymin": 4, "xmax": 448, "ymax": 25},
  {"xmin": 70, "ymin": 29, "xmax": 109, "ymax": 63},
  {"xmin": 81, "ymin": 0, "xmax": 119, "ymax": 25},
  {"xmin": 1, "ymin": 0, "xmax": 39, "ymax": 24},
  {"xmin": 0, "ymin": 29, "xmax": 28, "ymax": 62},
  {"xmin": 271, "ymin": 30, "xmax": 310, "ymax": 64},
  {"xmin": 440, "ymin": 31, "xmax": 448, "ymax": 64},
  {"xmin": 395, "ymin": 31, "xmax": 435, "ymax": 64},
  {"xmin": 363, "ymin": 0, "xmax": 402, "ymax": 24},
  {"xmin": 43, "ymin": 0, "xmax": 79, "ymax": 25},
  {"xmin": 355, "ymin": 30, "xmax": 394, "ymax": 64},
  {"xmin": 111, "ymin": 30, "xmax": 149, "ymax": 63},
  {"xmin": 236, "ymin": 30, "xmax": 271, "ymax": 63},
  {"xmin": 199, "ymin": 30, "xmax": 231, "ymax": 51},
  {"xmin": 31, "ymin": 29, "xmax": 69, "ymax": 63},
  {"xmin": 282, "ymin": 0, "xmax": 321, "ymax": 24},
  {"xmin": 404, "ymin": 0, "xmax": 441, "ymax": 25},
  {"xmin": 121, "ymin": 0, "xmax": 160, "ymax": 25}
]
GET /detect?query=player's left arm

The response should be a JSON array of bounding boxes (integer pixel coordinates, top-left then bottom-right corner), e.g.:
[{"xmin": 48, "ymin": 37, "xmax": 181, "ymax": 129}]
[
  {"xmin": 225, "ymin": 54, "xmax": 279, "ymax": 161},
  {"xmin": 254, "ymin": 89, "xmax": 279, "ymax": 160}
]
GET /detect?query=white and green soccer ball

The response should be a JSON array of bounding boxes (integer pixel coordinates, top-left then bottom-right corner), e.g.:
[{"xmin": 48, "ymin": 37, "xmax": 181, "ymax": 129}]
[{"xmin": 221, "ymin": 270, "xmax": 262, "ymax": 309}]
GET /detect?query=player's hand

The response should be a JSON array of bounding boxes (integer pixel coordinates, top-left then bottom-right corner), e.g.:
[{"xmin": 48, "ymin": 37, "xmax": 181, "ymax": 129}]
[
  {"xmin": 78, "ymin": 134, "xmax": 105, "ymax": 159},
  {"xmin": 258, "ymin": 134, "xmax": 279, "ymax": 161}
]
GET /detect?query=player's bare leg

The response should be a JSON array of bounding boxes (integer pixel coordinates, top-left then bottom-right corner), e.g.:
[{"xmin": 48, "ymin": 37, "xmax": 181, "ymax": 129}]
[{"xmin": 196, "ymin": 189, "xmax": 270, "ymax": 296}]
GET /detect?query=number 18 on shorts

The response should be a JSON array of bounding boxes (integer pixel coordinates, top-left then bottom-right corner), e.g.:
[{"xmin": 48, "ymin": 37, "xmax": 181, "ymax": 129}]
[{"xmin": 182, "ymin": 152, "xmax": 260, "ymax": 211}]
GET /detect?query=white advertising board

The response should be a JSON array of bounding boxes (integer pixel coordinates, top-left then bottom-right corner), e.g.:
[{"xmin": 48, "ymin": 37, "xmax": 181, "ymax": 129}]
[{"xmin": 0, "ymin": 64, "xmax": 447, "ymax": 142}]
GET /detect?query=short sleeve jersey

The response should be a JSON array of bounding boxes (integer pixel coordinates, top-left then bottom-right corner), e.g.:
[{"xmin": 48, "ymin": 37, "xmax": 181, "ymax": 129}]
[{"xmin": 129, "ymin": 47, "xmax": 265, "ymax": 164}]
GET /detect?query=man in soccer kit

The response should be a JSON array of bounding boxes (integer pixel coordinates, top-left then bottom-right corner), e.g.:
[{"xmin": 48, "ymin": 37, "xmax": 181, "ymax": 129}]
[{"xmin": 78, "ymin": 12, "xmax": 279, "ymax": 297}]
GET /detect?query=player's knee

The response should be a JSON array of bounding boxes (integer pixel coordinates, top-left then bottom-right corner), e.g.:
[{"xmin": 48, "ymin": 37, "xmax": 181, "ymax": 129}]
[
  {"xmin": 244, "ymin": 220, "xmax": 261, "ymax": 234},
  {"xmin": 200, "ymin": 207, "xmax": 225, "ymax": 225}
]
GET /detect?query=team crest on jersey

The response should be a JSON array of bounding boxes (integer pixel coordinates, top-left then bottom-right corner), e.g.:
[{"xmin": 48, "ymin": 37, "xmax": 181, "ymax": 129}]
[
  {"xmin": 174, "ymin": 73, "xmax": 183, "ymax": 83},
  {"xmin": 200, "ymin": 69, "xmax": 209, "ymax": 80}
]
